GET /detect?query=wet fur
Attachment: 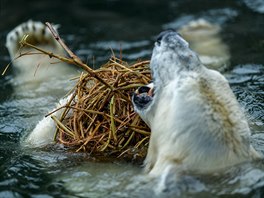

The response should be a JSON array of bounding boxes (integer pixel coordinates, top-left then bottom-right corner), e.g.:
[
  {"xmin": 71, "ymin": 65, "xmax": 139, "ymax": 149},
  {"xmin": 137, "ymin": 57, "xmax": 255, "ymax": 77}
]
[
  {"xmin": 6, "ymin": 20, "xmax": 69, "ymax": 83},
  {"xmin": 5, "ymin": 20, "xmax": 74, "ymax": 147},
  {"xmin": 133, "ymin": 31, "xmax": 261, "ymax": 176}
]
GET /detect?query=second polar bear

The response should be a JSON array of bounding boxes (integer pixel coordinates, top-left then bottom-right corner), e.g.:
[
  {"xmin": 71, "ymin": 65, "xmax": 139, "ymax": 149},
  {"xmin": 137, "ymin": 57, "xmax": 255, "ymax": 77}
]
[{"xmin": 5, "ymin": 20, "xmax": 77, "ymax": 146}]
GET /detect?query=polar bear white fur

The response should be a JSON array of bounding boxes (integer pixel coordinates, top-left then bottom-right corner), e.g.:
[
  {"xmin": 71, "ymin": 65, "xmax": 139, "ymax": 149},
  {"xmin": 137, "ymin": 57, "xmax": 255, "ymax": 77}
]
[
  {"xmin": 132, "ymin": 30, "xmax": 261, "ymax": 176},
  {"xmin": 178, "ymin": 18, "xmax": 230, "ymax": 71},
  {"xmin": 5, "ymin": 20, "xmax": 70, "ymax": 83},
  {"xmin": 5, "ymin": 20, "xmax": 75, "ymax": 147}
]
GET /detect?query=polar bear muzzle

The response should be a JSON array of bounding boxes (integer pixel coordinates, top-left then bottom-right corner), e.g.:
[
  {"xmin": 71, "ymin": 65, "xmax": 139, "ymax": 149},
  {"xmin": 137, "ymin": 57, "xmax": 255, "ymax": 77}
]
[{"xmin": 132, "ymin": 83, "xmax": 154, "ymax": 110}]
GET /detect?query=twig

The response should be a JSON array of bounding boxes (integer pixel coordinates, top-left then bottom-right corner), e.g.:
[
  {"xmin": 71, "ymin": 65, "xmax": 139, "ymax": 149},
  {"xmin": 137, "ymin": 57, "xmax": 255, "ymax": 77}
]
[
  {"xmin": 45, "ymin": 22, "xmax": 137, "ymax": 102},
  {"xmin": 132, "ymin": 60, "xmax": 150, "ymax": 67},
  {"xmin": 51, "ymin": 115, "xmax": 75, "ymax": 138},
  {"xmin": 1, "ymin": 63, "xmax": 11, "ymax": 76},
  {"xmin": 20, "ymin": 23, "xmax": 115, "ymax": 91},
  {"xmin": 110, "ymin": 96, "xmax": 117, "ymax": 142},
  {"xmin": 45, "ymin": 22, "xmax": 82, "ymax": 63}
]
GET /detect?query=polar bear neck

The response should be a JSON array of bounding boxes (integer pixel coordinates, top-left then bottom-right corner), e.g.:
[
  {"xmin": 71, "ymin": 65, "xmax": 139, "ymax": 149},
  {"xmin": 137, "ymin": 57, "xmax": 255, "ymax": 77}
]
[{"xmin": 150, "ymin": 51, "xmax": 203, "ymax": 88}]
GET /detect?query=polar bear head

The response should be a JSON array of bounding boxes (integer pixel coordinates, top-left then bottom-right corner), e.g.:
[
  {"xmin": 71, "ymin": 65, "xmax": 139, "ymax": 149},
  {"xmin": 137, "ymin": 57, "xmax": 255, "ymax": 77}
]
[
  {"xmin": 132, "ymin": 30, "xmax": 202, "ymax": 126},
  {"xmin": 150, "ymin": 30, "xmax": 201, "ymax": 87}
]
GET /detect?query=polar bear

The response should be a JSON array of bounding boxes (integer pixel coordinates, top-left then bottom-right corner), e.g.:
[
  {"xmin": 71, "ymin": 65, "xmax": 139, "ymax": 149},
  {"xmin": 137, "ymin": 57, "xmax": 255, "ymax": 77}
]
[
  {"xmin": 132, "ymin": 30, "xmax": 262, "ymax": 176},
  {"xmin": 178, "ymin": 18, "xmax": 230, "ymax": 71},
  {"xmin": 5, "ymin": 20, "xmax": 73, "ymax": 84},
  {"xmin": 5, "ymin": 20, "xmax": 76, "ymax": 146}
]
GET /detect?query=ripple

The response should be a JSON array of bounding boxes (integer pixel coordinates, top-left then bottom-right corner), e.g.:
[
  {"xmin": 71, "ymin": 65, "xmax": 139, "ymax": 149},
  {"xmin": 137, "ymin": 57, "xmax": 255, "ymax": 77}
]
[
  {"xmin": 244, "ymin": 0, "xmax": 264, "ymax": 13},
  {"xmin": 227, "ymin": 64, "xmax": 264, "ymax": 126}
]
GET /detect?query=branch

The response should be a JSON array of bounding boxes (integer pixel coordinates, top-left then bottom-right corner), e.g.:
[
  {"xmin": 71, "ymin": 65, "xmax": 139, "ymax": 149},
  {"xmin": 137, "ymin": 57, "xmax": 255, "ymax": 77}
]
[
  {"xmin": 44, "ymin": 22, "xmax": 133, "ymax": 99},
  {"xmin": 45, "ymin": 22, "xmax": 82, "ymax": 63}
]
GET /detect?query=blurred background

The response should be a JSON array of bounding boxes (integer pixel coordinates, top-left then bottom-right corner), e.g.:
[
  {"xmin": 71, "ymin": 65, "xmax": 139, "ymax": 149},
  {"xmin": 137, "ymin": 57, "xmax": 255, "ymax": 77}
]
[{"xmin": 1, "ymin": 0, "xmax": 264, "ymax": 66}]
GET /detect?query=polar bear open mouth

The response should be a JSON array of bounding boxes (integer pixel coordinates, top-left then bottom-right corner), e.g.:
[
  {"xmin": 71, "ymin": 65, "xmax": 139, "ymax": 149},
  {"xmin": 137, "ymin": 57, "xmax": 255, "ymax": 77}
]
[{"xmin": 132, "ymin": 83, "xmax": 154, "ymax": 110}]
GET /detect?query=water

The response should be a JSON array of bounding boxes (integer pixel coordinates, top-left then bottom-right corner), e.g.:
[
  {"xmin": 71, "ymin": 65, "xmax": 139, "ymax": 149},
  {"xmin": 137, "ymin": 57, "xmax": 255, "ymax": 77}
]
[{"xmin": 0, "ymin": 0, "xmax": 264, "ymax": 197}]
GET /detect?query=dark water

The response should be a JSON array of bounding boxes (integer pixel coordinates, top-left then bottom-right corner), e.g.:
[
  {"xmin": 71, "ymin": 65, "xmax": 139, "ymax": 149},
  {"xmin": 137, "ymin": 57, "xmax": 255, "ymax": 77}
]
[{"xmin": 0, "ymin": 0, "xmax": 264, "ymax": 197}]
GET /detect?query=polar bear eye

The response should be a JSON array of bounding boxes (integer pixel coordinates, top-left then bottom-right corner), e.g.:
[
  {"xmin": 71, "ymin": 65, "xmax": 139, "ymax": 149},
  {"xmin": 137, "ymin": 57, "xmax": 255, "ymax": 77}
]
[{"xmin": 156, "ymin": 35, "xmax": 162, "ymax": 46}]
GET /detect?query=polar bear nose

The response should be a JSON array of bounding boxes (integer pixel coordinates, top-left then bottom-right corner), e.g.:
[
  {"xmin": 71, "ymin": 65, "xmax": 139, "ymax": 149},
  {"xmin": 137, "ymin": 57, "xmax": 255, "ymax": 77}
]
[
  {"xmin": 156, "ymin": 29, "xmax": 176, "ymax": 45},
  {"xmin": 156, "ymin": 30, "xmax": 189, "ymax": 49}
]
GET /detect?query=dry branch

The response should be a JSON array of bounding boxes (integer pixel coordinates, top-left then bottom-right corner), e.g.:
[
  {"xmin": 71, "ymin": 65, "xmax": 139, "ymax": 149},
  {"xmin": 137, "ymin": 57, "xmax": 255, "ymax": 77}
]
[{"xmin": 19, "ymin": 22, "xmax": 152, "ymax": 162}]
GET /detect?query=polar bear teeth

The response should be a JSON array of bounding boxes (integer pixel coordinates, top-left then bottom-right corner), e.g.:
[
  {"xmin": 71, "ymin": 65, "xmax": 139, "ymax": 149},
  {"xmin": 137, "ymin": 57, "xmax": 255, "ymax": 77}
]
[
  {"xmin": 136, "ymin": 86, "xmax": 154, "ymax": 97},
  {"xmin": 132, "ymin": 85, "xmax": 154, "ymax": 110}
]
